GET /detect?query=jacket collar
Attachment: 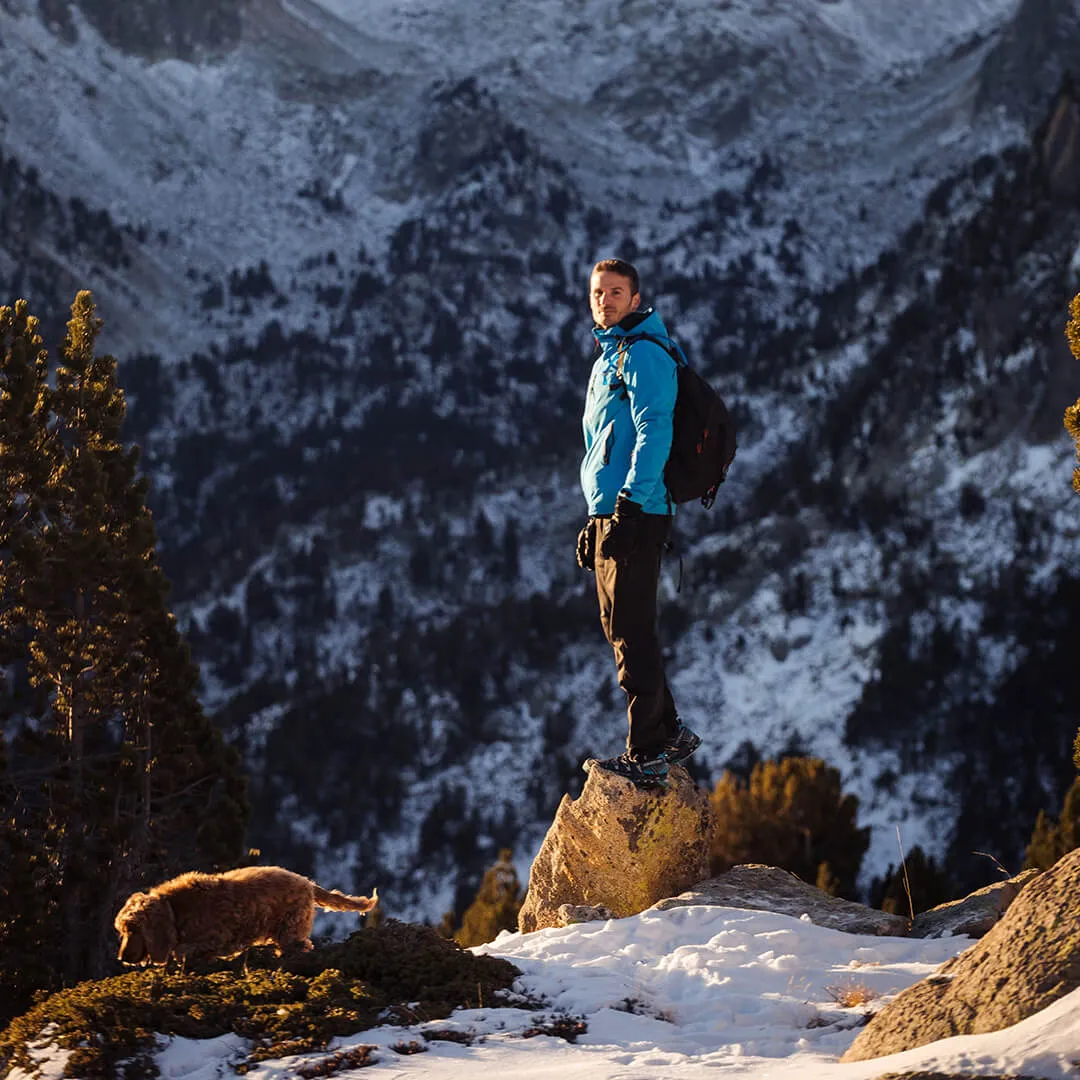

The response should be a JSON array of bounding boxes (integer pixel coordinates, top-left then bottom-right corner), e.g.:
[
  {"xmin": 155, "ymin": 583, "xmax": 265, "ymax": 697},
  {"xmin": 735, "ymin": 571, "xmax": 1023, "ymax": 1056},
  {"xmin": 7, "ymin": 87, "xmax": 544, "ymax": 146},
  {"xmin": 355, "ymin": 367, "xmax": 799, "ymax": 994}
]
[{"xmin": 593, "ymin": 307, "xmax": 655, "ymax": 342}]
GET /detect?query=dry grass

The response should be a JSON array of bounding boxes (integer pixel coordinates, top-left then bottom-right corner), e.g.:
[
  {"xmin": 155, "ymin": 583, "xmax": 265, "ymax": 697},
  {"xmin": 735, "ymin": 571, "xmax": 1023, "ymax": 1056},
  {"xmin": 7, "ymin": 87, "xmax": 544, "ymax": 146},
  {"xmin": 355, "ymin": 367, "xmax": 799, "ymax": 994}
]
[
  {"xmin": 824, "ymin": 979, "xmax": 878, "ymax": 1008},
  {"xmin": 521, "ymin": 1016, "xmax": 588, "ymax": 1042},
  {"xmin": 390, "ymin": 1040, "xmax": 428, "ymax": 1055}
]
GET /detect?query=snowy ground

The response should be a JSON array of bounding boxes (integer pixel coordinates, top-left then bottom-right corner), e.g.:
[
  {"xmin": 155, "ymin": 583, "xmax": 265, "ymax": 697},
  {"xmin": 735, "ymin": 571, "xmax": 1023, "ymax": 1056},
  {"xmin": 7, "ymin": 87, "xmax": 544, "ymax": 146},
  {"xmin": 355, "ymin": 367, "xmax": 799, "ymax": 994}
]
[{"xmin": 14, "ymin": 904, "xmax": 1080, "ymax": 1079}]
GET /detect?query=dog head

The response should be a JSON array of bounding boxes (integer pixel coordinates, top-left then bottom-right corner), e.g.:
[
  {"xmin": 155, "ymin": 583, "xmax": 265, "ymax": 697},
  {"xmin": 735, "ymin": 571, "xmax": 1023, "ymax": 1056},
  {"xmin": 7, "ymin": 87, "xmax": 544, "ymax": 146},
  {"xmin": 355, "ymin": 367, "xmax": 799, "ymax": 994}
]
[{"xmin": 114, "ymin": 891, "xmax": 178, "ymax": 966}]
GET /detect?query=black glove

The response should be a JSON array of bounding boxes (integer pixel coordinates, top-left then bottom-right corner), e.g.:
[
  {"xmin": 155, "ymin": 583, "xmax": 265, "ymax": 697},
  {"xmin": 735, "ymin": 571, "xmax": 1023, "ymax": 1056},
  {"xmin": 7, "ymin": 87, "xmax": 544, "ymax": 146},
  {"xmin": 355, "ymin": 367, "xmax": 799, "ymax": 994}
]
[
  {"xmin": 576, "ymin": 520, "xmax": 595, "ymax": 572},
  {"xmin": 599, "ymin": 496, "xmax": 644, "ymax": 563}
]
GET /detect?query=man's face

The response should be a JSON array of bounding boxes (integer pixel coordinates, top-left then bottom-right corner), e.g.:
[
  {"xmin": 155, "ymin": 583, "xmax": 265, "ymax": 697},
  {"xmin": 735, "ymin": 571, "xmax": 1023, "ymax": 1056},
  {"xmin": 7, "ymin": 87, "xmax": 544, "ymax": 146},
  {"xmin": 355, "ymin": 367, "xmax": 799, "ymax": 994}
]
[{"xmin": 590, "ymin": 270, "xmax": 640, "ymax": 329}]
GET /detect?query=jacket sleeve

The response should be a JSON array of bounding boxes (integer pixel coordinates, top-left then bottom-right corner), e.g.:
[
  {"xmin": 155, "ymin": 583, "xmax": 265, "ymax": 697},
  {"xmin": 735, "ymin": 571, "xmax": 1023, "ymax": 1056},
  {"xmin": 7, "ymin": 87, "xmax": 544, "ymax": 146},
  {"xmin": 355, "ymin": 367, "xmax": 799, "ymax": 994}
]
[{"xmin": 619, "ymin": 340, "xmax": 677, "ymax": 506}]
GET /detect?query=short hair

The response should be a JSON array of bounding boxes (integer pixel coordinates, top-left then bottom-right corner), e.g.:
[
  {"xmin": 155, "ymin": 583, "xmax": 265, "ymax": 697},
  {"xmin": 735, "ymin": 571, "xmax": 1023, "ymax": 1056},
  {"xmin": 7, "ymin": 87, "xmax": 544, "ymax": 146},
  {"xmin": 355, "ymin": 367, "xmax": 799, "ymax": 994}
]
[{"xmin": 592, "ymin": 259, "xmax": 639, "ymax": 296}]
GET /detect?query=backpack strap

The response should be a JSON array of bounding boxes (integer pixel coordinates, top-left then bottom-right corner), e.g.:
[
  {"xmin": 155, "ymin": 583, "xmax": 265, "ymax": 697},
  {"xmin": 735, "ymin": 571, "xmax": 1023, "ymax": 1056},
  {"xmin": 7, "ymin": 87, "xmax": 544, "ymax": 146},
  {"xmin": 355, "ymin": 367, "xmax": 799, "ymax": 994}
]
[
  {"xmin": 615, "ymin": 333, "xmax": 683, "ymax": 519},
  {"xmin": 615, "ymin": 332, "xmax": 685, "ymax": 382}
]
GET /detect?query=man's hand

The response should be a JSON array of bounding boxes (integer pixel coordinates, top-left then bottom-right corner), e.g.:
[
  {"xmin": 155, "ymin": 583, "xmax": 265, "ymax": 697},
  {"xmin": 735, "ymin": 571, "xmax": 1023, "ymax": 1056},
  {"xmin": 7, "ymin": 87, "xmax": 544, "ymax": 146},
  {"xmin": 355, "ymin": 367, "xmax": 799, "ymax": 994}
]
[
  {"xmin": 576, "ymin": 520, "xmax": 595, "ymax": 572},
  {"xmin": 599, "ymin": 496, "xmax": 644, "ymax": 563}
]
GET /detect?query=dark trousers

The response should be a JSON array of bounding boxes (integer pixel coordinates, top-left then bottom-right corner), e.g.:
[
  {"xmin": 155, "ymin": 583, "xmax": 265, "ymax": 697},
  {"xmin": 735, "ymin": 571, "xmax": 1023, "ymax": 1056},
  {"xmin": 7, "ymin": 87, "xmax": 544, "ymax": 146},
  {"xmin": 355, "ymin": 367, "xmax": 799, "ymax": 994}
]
[{"xmin": 592, "ymin": 515, "xmax": 678, "ymax": 756}]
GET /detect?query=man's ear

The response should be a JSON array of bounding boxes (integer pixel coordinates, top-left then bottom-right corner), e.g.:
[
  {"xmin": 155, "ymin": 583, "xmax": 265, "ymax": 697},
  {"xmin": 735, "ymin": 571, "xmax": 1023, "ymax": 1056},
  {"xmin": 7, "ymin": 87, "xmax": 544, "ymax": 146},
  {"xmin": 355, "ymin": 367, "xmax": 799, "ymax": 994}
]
[{"xmin": 630, "ymin": 292, "xmax": 641, "ymax": 311}]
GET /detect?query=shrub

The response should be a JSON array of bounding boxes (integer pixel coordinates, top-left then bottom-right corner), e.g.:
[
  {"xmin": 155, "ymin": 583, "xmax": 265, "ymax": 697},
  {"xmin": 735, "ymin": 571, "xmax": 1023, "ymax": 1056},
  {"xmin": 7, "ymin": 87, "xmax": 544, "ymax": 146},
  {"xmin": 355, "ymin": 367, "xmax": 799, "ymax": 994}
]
[
  {"xmin": 824, "ymin": 980, "xmax": 877, "ymax": 1007},
  {"xmin": 709, "ymin": 757, "xmax": 870, "ymax": 899},
  {"xmin": 0, "ymin": 921, "xmax": 519, "ymax": 1080}
]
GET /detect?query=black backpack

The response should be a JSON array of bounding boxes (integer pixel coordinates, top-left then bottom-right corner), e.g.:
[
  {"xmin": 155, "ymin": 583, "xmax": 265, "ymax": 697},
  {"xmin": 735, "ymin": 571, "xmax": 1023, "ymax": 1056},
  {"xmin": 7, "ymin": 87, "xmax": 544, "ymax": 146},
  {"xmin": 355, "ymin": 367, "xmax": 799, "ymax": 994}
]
[{"xmin": 617, "ymin": 333, "xmax": 736, "ymax": 509}]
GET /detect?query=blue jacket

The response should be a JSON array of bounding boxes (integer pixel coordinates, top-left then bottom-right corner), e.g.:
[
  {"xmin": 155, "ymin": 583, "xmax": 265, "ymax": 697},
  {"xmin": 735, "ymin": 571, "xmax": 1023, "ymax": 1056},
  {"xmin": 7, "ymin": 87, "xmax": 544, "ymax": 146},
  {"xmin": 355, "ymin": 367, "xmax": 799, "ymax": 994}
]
[{"xmin": 579, "ymin": 308, "xmax": 678, "ymax": 516}]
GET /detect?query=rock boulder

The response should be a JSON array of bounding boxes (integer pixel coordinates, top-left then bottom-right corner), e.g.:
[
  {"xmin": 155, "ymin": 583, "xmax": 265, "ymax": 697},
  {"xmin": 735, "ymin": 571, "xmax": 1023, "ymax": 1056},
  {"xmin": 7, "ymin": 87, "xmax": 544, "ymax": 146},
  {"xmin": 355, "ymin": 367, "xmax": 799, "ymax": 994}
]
[
  {"xmin": 518, "ymin": 764, "xmax": 713, "ymax": 933},
  {"xmin": 842, "ymin": 848, "xmax": 1080, "ymax": 1061},
  {"xmin": 908, "ymin": 869, "xmax": 1039, "ymax": 939},
  {"xmin": 652, "ymin": 864, "xmax": 909, "ymax": 936}
]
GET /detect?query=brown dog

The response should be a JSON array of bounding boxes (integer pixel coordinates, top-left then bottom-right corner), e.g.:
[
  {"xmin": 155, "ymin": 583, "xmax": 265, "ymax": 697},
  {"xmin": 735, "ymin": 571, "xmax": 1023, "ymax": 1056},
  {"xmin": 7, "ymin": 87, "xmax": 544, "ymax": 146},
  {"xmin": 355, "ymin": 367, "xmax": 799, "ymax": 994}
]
[{"xmin": 114, "ymin": 866, "xmax": 378, "ymax": 966}]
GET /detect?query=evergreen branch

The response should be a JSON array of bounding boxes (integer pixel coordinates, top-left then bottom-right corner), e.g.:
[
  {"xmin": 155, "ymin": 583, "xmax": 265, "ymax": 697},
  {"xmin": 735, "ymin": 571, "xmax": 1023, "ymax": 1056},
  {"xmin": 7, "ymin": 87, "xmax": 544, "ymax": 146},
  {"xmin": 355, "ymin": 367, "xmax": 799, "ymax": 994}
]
[
  {"xmin": 147, "ymin": 774, "xmax": 221, "ymax": 805},
  {"xmin": 4, "ymin": 749, "xmax": 144, "ymax": 785},
  {"xmin": 1067, "ymin": 401, "xmax": 1080, "ymax": 441},
  {"xmin": 1066, "ymin": 400, "xmax": 1080, "ymax": 494},
  {"xmin": 1067, "ymin": 294, "xmax": 1080, "ymax": 361}
]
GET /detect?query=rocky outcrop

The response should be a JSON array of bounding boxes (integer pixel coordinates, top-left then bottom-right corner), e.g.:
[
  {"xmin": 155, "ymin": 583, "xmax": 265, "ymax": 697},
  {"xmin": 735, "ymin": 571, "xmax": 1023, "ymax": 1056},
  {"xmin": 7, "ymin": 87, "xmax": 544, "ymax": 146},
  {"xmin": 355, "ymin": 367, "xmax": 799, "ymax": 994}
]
[
  {"xmin": 842, "ymin": 849, "xmax": 1080, "ymax": 1062},
  {"xmin": 652, "ymin": 864, "xmax": 909, "ymax": 937},
  {"xmin": 517, "ymin": 765, "xmax": 713, "ymax": 934},
  {"xmin": 909, "ymin": 869, "xmax": 1039, "ymax": 939}
]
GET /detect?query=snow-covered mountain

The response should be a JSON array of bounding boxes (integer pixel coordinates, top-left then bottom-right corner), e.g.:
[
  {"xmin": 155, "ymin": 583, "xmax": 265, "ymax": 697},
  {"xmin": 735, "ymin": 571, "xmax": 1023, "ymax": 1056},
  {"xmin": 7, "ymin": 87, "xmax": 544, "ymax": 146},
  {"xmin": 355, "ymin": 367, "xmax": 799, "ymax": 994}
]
[
  {"xmin": 1, "ymin": 0, "xmax": 1078, "ymax": 921},
  {"xmin": 0, "ymin": 0, "xmax": 1043, "ymax": 355}
]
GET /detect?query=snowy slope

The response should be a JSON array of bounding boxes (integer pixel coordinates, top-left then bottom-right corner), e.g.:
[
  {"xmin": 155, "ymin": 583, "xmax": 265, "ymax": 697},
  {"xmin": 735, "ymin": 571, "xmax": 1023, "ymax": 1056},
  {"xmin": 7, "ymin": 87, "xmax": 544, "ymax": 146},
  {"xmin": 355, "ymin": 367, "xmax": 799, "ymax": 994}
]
[{"xmin": 11, "ymin": 905, "xmax": 1080, "ymax": 1079}]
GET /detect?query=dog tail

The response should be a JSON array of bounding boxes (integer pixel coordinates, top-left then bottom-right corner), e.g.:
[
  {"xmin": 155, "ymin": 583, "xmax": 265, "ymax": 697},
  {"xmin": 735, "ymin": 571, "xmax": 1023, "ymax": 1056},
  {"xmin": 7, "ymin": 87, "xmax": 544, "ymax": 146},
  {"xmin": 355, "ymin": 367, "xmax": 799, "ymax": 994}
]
[{"xmin": 312, "ymin": 884, "xmax": 379, "ymax": 913}]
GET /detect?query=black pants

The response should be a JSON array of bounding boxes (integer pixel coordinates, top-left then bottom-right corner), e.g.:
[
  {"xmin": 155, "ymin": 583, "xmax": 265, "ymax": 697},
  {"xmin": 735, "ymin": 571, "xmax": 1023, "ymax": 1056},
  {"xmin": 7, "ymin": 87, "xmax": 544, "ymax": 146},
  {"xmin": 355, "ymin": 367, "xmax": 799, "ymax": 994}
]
[{"xmin": 592, "ymin": 515, "xmax": 678, "ymax": 756}]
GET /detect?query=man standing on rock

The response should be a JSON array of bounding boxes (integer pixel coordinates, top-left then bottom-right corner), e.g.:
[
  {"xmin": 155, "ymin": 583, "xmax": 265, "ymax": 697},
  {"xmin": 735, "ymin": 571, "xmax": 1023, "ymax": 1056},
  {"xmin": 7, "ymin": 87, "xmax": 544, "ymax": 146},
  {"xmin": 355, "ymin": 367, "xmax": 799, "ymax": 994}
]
[{"xmin": 576, "ymin": 258, "xmax": 701, "ymax": 789}]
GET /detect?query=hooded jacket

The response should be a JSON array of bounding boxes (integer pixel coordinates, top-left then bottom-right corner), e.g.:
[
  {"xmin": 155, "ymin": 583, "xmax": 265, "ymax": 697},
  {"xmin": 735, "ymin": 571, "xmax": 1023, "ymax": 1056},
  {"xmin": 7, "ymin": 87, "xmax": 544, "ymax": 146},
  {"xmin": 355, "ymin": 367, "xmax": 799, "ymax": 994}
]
[{"xmin": 579, "ymin": 308, "xmax": 677, "ymax": 517}]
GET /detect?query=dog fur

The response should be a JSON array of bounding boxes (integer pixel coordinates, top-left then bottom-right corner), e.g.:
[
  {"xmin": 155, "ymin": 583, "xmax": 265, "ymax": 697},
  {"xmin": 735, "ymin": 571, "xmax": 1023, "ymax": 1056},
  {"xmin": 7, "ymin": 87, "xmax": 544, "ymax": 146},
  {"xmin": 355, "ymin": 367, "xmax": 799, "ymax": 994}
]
[{"xmin": 114, "ymin": 866, "xmax": 378, "ymax": 965}]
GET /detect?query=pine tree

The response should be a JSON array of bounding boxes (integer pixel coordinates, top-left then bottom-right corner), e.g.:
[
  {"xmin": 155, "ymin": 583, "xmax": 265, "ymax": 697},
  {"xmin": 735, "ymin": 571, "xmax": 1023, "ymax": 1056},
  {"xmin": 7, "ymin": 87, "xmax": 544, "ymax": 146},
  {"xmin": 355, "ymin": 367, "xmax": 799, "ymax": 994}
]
[
  {"xmin": 709, "ymin": 757, "xmax": 870, "ymax": 899},
  {"xmin": 1023, "ymin": 777, "xmax": 1080, "ymax": 871},
  {"xmin": 1024, "ymin": 809, "xmax": 1060, "ymax": 872},
  {"xmin": 0, "ymin": 293, "xmax": 248, "ymax": 1015},
  {"xmin": 1064, "ymin": 294, "xmax": 1080, "ymax": 493},
  {"xmin": 0, "ymin": 300, "xmax": 54, "ymax": 663},
  {"xmin": 454, "ymin": 848, "xmax": 523, "ymax": 948},
  {"xmin": 27, "ymin": 290, "xmax": 169, "ymax": 979},
  {"xmin": 0, "ymin": 298, "xmax": 70, "ymax": 1017}
]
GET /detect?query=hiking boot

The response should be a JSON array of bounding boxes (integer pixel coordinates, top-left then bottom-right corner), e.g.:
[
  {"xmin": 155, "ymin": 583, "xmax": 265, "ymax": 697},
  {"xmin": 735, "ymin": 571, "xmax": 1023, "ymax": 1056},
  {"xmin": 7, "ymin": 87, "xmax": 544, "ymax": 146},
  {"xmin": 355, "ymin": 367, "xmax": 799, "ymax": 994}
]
[
  {"xmin": 583, "ymin": 750, "xmax": 669, "ymax": 789},
  {"xmin": 662, "ymin": 721, "xmax": 702, "ymax": 765}
]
